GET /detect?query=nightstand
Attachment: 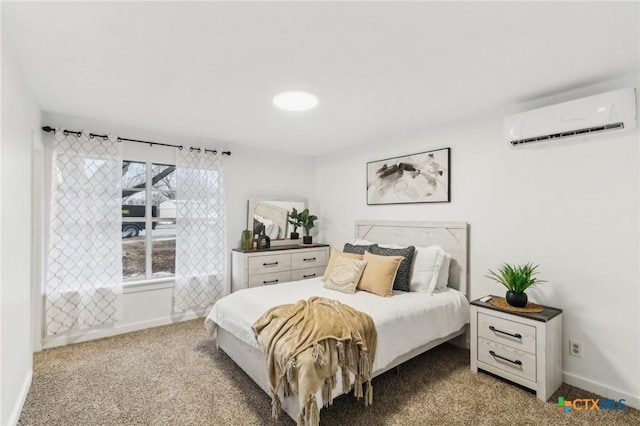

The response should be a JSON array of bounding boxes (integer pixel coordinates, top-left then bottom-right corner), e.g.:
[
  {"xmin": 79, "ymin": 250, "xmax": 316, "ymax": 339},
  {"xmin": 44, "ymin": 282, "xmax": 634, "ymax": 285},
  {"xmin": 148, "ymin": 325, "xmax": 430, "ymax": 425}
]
[{"xmin": 470, "ymin": 296, "xmax": 563, "ymax": 402}]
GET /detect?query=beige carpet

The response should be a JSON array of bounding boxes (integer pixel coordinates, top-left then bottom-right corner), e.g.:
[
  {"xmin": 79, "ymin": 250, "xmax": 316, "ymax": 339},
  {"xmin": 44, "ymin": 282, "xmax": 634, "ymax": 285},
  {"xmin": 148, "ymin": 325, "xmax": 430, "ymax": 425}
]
[{"xmin": 19, "ymin": 320, "xmax": 638, "ymax": 425}]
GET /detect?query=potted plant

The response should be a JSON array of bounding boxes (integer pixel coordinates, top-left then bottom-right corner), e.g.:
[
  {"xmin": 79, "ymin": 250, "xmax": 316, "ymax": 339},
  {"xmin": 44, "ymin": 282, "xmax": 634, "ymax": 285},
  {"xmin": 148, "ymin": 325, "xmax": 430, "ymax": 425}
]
[
  {"xmin": 486, "ymin": 263, "xmax": 546, "ymax": 307},
  {"xmin": 287, "ymin": 208, "xmax": 302, "ymax": 240},
  {"xmin": 298, "ymin": 208, "xmax": 318, "ymax": 244}
]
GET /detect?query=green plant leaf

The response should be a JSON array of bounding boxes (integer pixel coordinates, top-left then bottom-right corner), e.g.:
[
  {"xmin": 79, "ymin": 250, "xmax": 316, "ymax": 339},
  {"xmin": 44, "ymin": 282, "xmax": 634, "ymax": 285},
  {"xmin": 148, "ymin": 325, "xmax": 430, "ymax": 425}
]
[{"xmin": 485, "ymin": 262, "xmax": 546, "ymax": 293}]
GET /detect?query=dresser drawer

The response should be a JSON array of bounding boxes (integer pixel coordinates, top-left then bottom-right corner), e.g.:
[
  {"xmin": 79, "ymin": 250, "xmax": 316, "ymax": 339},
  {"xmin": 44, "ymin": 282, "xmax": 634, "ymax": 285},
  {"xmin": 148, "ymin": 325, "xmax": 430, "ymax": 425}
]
[
  {"xmin": 291, "ymin": 250, "xmax": 328, "ymax": 270},
  {"xmin": 291, "ymin": 266, "xmax": 326, "ymax": 281},
  {"xmin": 248, "ymin": 253, "xmax": 291, "ymax": 274},
  {"xmin": 478, "ymin": 312, "xmax": 536, "ymax": 354},
  {"xmin": 247, "ymin": 271, "xmax": 292, "ymax": 287},
  {"xmin": 478, "ymin": 337, "xmax": 536, "ymax": 382}
]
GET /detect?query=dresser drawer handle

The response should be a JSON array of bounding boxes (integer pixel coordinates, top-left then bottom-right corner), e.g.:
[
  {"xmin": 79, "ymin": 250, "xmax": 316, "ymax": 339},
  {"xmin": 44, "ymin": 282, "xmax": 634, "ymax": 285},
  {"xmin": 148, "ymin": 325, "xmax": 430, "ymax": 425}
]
[
  {"xmin": 303, "ymin": 257, "xmax": 316, "ymax": 262},
  {"xmin": 263, "ymin": 279, "xmax": 279, "ymax": 284},
  {"xmin": 489, "ymin": 350, "xmax": 522, "ymax": 366},
  {"xmin": 303, "ymin": 273, "xmax": 316, "ymax": 278},
  {"xmin": 263, "ymin": 262, "xmax": 279, "ymax": 267},
  {"xmin": 489, "ymin": 326, "xmax": 522, "ymax": 339}
]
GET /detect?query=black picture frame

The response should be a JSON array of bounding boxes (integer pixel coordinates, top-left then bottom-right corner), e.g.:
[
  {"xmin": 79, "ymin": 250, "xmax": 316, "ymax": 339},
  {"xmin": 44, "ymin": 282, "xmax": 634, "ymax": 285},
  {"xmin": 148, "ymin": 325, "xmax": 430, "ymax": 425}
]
[{"xmin": 366, "ymin": 148, "xmax": 450, "ymax": 205}]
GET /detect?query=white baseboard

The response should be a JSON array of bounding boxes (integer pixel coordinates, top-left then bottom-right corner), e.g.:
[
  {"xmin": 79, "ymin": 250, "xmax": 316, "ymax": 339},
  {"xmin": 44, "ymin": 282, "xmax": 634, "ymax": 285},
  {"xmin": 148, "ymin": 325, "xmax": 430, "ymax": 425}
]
[
  {"xmin": 563, "ymin": 371, "xmax": 640, "ymax": 410},
  {"xmin": 41, "ymin": 310, "xmax": 207, "ymax": 350},
  {"xmin": 7, "ymin": 369, "xmax": 32, "ymax": 426}
]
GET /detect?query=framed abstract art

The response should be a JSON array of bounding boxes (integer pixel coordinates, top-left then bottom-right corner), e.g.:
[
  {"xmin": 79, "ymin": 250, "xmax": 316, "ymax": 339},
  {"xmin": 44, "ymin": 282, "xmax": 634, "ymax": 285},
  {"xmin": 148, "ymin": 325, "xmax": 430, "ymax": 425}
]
[{"xmin": 366, "ymin": 148, "xmax": 450, "ymax": 205}]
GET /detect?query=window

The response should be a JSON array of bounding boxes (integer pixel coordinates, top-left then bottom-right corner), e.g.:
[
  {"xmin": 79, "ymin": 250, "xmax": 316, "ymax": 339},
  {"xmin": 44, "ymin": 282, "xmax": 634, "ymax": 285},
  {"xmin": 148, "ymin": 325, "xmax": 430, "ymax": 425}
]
[{"xmin": 122, "ymin": 161, "xmax": 177, "ymax": 281}]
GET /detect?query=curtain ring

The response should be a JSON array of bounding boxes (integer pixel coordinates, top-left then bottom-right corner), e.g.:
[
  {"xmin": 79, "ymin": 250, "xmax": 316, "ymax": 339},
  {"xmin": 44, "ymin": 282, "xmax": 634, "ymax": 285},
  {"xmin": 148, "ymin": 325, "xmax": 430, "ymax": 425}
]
[
  {"xmin": 102, "ymin": 136, "xmax": 108, "ymax": 142},
  {"xmin": 89, "ymin": 134, "xmax": 95, "ymax": 139},
  {"xmin": 117, "ymin": 137, "xmax": 122, "ymax": 143},
  {"xmin": 179, "ymin": 145, "xmax": 184, "ymax": 150},
  {"xmin": 189, "ymin": 147, "xmax": 194, "ymax": 152},
  {"xmin": 63, "ymin": 130, "xmax": 69, "ymax": 136}
]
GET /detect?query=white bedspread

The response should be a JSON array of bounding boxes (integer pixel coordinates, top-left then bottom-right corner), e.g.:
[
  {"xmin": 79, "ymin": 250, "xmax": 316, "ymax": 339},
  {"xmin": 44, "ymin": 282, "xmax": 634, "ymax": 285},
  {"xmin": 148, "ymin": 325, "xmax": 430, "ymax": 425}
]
[{"xmin": 205, "ymin": 278, "xmax": 470, "ymax": 372}]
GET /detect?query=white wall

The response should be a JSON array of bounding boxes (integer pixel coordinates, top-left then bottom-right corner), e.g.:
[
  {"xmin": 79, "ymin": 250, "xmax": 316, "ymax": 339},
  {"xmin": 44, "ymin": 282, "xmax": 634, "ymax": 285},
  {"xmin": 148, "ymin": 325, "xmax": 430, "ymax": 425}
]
[
  {"xmin": 1, "ymin": 45, "xmax": 41, "ymax": 425},
  {"xmin": 313, "ymin": 74, "xmax": 640, "ymax": 407},
  {"xmin": 35, "ymin": 113, "xmax": 315, "ymax": 349}
]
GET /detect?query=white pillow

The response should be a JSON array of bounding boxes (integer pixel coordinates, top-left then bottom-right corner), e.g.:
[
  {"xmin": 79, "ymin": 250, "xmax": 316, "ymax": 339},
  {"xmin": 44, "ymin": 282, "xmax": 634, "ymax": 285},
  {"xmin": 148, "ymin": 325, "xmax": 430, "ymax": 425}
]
[
  {"xmin": 410, "ymin": 245, "xmax": 446, "ymax": 293},
  {"xmin": 435, "ymin": 253, "xmax": 452, "ymax": 290},
  {"xmin": 354, "ymin": 238, "xmax": 403, "ymax": 249}
]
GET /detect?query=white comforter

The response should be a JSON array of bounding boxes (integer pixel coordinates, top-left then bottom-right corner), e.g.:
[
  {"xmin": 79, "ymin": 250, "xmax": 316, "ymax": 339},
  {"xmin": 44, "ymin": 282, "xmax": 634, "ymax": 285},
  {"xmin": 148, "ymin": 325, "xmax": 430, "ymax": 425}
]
[{"xmin": 205, "ymin": 278, "xmax": 469, "ymax": 372}]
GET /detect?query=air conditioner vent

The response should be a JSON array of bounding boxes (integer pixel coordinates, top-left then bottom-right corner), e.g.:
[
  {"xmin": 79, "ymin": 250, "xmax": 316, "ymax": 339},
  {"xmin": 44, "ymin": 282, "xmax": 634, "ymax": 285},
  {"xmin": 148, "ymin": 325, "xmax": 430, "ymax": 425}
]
[{"xmin": 510, "ymin": 122, "xmax": 625, "ymax": 146}]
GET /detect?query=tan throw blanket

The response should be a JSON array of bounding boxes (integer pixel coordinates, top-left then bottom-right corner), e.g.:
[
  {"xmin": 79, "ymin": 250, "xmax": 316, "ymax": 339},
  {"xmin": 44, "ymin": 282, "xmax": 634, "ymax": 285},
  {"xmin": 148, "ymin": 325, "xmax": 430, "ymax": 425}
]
[{"xmin": 253, "ymin": 296, "xmax": 377, "ymax": 426}]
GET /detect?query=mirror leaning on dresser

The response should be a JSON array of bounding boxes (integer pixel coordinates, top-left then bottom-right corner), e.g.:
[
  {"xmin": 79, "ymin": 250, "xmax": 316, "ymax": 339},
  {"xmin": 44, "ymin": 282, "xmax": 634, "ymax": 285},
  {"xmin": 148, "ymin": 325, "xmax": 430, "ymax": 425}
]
[{"xmin": 247, "ymin": 195, "xmax": 308, "ymax": 244}]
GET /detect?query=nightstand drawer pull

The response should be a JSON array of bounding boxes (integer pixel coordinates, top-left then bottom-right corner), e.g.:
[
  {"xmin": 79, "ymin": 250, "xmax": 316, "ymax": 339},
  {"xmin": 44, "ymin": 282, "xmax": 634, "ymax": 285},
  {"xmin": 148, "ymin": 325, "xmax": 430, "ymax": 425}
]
[
  {"xmin": 303, "ymin": 273, "xmax": 316, "ymax": 278},
  {"xmin": 263, "ymin": 262, "xmax": 279, "ymax": 267},
  {"xmin": 303, "ymin": 257, "xmax": 316, "ymax": 262},
  {"xmin": 263, "ymin": 279, "xmax": 279, "ymax": 284},
  {"xmin": 489, "ymin": 350, "xmax": 522, "ymax": 366},
  {"xmin": 489, "ymin": 325, "xmax": 522, "ymax": 339}
]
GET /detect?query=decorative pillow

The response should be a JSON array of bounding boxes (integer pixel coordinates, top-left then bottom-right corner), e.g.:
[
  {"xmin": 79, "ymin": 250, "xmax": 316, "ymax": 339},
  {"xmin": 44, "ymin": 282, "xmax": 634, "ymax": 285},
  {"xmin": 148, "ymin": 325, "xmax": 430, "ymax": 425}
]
[
  {"xmin": 370, "ymin": 245, "xmax": 415, "ymax": 292},
  {"xmin": 322, "ymin": 249, "xmax": 364, "ymax": 281},
  {"xmin": 343, "ymin": 242, "xmax": 378, "ymax": 255},
  {"xmin": 358, "ymin": 251, "xmax": 403, "ymax": 297},
  {"xmin": 409, "ymin": 245, "xmax": 446, "ymax": 293},
  {"xmin": 323, "ymin": 258, "xmax": 368, "ymax": 294},
  {"xmin": 435, "ymin": 253, "xmax": 452, "ymax": 290}
]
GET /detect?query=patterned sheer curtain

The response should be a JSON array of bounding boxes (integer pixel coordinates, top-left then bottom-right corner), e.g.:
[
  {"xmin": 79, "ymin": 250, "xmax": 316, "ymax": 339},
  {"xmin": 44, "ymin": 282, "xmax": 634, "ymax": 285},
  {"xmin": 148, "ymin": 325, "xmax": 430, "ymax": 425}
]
[
  {"xmin": 174, "ymin": 149, "xmax": 227, "ymax": 312},
  {"xmin": 46, "ymin": 129, "xmax": 123, "ymax": 335}
]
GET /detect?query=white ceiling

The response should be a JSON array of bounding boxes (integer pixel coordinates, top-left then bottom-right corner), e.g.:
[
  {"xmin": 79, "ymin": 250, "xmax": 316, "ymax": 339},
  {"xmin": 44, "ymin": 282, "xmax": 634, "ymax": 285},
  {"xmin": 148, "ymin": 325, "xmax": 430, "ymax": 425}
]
[{"xmin": 2, "ymin": 2, "xmax": 639, "ymax": 157}]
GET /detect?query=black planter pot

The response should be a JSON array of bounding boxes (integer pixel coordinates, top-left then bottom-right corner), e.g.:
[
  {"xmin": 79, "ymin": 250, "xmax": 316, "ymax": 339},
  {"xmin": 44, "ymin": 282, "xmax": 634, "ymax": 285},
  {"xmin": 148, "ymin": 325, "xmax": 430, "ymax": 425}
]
[
  {"xmin": 290, "ymin": 232, "xmax": 299, "ymax": 240},
  {"xmin": 506, "ymin": 291, "xmax": 528, "ymax": 308},
  {"xmin": 303, "ymin": 236, "xmax": 313, "ymax": 244}
]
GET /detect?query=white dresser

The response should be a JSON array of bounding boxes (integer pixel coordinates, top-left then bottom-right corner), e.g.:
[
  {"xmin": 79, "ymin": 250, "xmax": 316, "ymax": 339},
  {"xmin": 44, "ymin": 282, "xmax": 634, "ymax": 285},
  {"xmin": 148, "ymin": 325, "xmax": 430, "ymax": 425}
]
[
  {"xmin": 231, "ymin": 244, "xmax": 330, "ymax": 292},
  {"xmin": 470, "ymin": 296, "xmax": 563, "ymax": 402}
]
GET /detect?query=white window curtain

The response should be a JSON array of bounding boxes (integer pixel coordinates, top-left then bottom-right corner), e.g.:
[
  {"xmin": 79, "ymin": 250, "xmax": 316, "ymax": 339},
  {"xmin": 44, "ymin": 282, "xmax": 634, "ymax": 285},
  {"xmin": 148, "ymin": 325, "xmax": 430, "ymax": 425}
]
[
  {"xmin": 46, "ymin": 129, "xmax": 123, "ymax": 335},
  {"xmin": 174, "ymin": 149, "xmax": 227, "ymax": 312}
]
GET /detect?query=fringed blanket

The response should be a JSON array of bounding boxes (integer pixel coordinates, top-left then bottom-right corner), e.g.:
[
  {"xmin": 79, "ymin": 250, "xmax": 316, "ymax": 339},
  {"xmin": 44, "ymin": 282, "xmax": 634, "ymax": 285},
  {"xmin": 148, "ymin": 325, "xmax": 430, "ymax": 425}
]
[{"xmin": 252, "ymin": 296, "xmax": 377, "ymax": 426}]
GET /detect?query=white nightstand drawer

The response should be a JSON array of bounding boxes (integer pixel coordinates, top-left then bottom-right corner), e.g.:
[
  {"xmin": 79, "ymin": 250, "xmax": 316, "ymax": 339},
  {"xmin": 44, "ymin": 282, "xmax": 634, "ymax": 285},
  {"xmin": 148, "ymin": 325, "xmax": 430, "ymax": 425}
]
[
  {"xmin": 248, "ymin": 253, "xmax": 291, "ymax": 274},
  {"xmin": 291, "ymin": 266, "xmax": 326, "ymax": 281},
  {"xmin": 478, "ymin": 337, "xmax": 536, "ymax": 382},
  {"xmin": 478, "ymin": 312, "xmax": 536, "ymax": 354},
  {"xmin": 247, "ymin": 271, "xmax": 292, "ymax": 287},
  {"xmin": 291, "ymin": 250, "xmax": 328, "ymax": 270}
]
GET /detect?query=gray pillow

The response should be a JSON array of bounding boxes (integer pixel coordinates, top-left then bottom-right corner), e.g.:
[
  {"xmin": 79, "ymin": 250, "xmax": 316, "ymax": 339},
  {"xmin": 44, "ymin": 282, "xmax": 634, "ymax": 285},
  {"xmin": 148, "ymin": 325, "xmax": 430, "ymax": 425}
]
[
  {"xmin": 370, "ymin": 245, "xmax": 416, "ymax": 292},
  {"xmin": 343, "ymin": 243, "xmax": 378, "ymax": 255}
]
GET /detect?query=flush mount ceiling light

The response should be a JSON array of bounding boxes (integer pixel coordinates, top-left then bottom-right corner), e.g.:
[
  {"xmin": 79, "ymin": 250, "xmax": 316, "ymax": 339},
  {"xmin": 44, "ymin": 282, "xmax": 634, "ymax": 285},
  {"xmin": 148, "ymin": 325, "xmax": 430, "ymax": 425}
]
[{"xmin": 273, "ymin": 91, "xmax": 318, "ymax": 111}]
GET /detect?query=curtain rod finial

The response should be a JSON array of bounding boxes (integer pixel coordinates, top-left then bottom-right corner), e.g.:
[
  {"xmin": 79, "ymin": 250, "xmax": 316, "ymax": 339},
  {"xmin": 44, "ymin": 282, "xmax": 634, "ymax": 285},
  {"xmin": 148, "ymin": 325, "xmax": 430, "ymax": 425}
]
[{"xmin": 42, "ymin": 126, "xmax": 55, "ymax": 132}]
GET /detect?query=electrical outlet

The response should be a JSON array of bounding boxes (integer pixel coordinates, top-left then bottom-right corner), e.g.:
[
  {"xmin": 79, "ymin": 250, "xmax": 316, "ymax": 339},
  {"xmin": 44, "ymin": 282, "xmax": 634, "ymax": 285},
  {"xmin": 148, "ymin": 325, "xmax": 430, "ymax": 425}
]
[{"xmin": 569, "ymin": 339, "xmax": 583, "ymax": 358}]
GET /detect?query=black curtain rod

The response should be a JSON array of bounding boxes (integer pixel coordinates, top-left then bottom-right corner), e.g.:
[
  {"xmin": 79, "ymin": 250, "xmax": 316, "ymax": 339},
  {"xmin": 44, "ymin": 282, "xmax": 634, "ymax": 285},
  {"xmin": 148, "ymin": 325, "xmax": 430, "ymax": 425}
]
[{"xmin": 41, "ymin": 126, "xmax": 231, "ymax": 156}]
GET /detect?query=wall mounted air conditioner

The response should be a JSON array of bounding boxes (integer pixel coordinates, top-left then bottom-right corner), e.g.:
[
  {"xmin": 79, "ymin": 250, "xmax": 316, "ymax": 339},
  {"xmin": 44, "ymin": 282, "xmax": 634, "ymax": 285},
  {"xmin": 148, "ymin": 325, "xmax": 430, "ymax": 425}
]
[{"xmin": 504, "ymin": 88, "xmax": 637, "ymax": 147}]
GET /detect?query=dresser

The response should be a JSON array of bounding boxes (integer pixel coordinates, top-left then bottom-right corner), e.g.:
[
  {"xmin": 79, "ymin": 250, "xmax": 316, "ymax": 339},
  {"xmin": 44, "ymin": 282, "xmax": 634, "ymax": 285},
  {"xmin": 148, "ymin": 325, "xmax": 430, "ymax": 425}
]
[
  {"xmin": 470, "ymin": 296, "xmax": 563, "ymax": 402},
  {"xmin": 231, "ymin": 244, "xmax": 330, "ymax": 292}
]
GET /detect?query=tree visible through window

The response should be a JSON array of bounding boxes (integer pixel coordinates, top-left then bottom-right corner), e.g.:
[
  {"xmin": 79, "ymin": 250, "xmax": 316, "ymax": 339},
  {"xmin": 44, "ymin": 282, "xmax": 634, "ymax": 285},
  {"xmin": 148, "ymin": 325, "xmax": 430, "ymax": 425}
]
[{"xmin": 122, "ymin": 161, "xmax": 177, "ymax": 280}]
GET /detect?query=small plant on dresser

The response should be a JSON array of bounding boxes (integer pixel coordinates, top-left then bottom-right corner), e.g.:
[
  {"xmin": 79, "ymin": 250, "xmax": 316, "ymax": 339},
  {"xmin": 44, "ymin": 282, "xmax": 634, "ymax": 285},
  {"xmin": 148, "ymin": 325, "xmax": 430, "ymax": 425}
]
[
  {"xmin": 298, "ymin": 209, "xmax": 318, "ymax": 244},
  {"xmin": 287, "ymin": 208, "xmax": 302, "ymax": 240}
]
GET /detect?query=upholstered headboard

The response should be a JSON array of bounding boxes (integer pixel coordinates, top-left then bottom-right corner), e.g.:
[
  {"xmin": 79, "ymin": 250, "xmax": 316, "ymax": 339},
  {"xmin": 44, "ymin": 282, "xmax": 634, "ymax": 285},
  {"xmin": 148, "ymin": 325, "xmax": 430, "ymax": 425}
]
[{"xmin": 354, "ymin": 221, "xmax": 469, "ymax": 296}]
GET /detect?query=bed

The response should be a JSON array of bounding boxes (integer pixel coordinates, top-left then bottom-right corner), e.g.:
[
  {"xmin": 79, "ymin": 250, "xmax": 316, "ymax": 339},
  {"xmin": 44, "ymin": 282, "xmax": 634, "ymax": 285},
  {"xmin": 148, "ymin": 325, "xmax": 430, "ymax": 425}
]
[{"xmin": 205, "ymin": 221, "xmax": 470, "ymax": 421}]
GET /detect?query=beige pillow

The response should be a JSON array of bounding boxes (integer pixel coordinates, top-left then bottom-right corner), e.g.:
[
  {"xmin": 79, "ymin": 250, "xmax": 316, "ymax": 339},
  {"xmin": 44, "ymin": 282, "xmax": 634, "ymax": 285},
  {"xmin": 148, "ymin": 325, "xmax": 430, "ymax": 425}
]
[
  {"xmin": 358, "ymin": 251, "xmax": 403, "ymax": 297},
  {"xmin": 323, "ymin": 258, "xmax": 368, "ymax": 294},
  {"xmin": 322, "ymin": 248, "xmax": 364, "ymax": 281}
]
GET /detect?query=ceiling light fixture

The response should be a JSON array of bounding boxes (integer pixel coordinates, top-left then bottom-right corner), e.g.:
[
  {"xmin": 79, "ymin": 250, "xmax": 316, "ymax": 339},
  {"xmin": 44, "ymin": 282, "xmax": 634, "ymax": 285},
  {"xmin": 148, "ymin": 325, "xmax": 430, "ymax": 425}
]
[{"xmin": 273, "ymin": 91, "xmax": 318, "ymax": 111}]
